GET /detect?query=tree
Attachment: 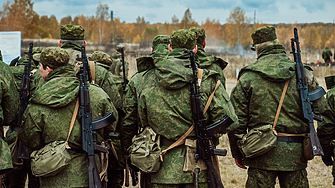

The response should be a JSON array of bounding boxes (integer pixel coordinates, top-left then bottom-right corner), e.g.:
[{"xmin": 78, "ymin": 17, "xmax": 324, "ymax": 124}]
[
  {"xmin": 96, "ymin": 2, "xmax": 110, "ymax": 43},
  {"xmin": 60, "ymin": 15, "xmax": 72, "ymax": 25},
  {"xmin": 223, "ymin": 6, "xmax": 252, "ymax": 47},
  {"xmin": 180, "ymin": 8, "xmax": 197, "ymax": 29}
]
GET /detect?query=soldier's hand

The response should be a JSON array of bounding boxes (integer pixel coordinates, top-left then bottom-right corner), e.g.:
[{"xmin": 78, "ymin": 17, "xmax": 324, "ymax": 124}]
[
  {"xmin": 322, "ymin": 156, "xmax": 333, "ymax": 166},
  {"xmin": 235, "ymin": 158, "xmax": 247, "ymax": 169}
]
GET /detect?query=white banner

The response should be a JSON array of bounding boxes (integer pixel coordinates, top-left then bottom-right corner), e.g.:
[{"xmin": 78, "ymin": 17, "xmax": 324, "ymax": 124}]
[{"xmin": 0, "ymin": 31, "xmax": 21, "ymax": 64}]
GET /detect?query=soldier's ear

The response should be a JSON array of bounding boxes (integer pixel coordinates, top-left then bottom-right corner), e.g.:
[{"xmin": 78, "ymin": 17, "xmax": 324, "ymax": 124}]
[
  {"xmin": 193, "ymin": 45, "xmax": 197, "ymax": 54},
  {"xmin": 168, "ymin": 44, "xmax": 172, "ymax": 52},
  {"xmin": 59, "ymin": 40, "xmax": 62, "ymax": 47},
  {"xmin": 151, "ymin": 48, "xmax": 153, "ymax": 53},
  {"xmin": 84, "ymin": 41, "xmax": 87, "ymax": 47},
  {"xmin": 202, "ymin": 40, "xmax": 206, "ymax": 48}
]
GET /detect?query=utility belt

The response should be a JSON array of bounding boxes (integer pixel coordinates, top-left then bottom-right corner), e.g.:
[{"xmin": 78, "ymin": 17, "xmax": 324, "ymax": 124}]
[
  {"xmin": 160, "ymin": 136, "xmax": 185, "ymax": 149},
  {"xmin": 277, "ymin": 136, "xmax": 305, "ymax": 143}
]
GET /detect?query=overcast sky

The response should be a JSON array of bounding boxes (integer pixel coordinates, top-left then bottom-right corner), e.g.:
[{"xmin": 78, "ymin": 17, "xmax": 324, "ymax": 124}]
[{"xmin": 28, "ymin": 0, "xmax": 335, "ymax": 24}]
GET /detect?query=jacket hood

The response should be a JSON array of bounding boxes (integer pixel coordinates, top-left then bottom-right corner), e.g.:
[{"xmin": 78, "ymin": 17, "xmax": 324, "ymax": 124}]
[
  {"xmin": 154, "ymin": 48, "xmax": 217, "ymax": 90},
  {"xmin": 31, "ymin": 65, "xmax": 79, "ymax": 108},
  {"xmin": 197, "ymin": 45, "xmax": 228, "ymax": 70}
]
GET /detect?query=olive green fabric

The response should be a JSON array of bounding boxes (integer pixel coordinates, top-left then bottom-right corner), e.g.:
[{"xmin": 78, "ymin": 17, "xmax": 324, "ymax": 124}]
[
  {"xmin": 170, "ymin": 29, "xmax": 196, "ymax": 50},
  {"xmin": 91, "ymin": 51, "xmax": 113, "ymax": 66},
  {"xmin": 0, "ymin": 137, "xmax": 12, "ymax": 174},
  {"xmin": 18, "ymin": 65, "xmax": 118, "ymax": 187},
  {"xmin": 322, "ymin": 46, "xmax": 333, "ymax": 63},
  {"xmin": 60, "ymin": 24, "xmax": 85, "ymax": 40},
  {"xmin": 189, "ymin": 27, "xmax": 206, "ymax": 44},
  {"xmin": 40, "ymin": 47, "xmax": 69, "ymax": 69},
  {"xmin": 251, "ymin": 26, "xmax": 277, "ymax": 45},
  {"xmin": 325, "ymin": 75, "xmax": 335, "ymax": 90},
  {"xmin": 246, "ymin": 167, "xmax": 309, "ymax": 188},
  {"xmin": 152, "ymin": 35, "xmax": 170, "ymax": 49},
  {"xmin": 10, "ymin": 57, "xmax": 38, "ymax": 91},
  {"xmin": 229, "ymin": 44, "xmax": 325, "ymax": 172},
  {"xmin": 0, "ymin": 61, "xmax": 19, "ymax": 126},
  {"xmin": 197, "ymin": 44, "xmax": 227, "ymax": 89},
  {"xmin": 122, "ymin": 48, "xmax": 238, "ymax": 184}
]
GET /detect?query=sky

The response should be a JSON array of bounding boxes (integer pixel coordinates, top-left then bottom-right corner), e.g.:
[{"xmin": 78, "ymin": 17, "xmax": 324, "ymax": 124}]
[{"xmin": 9, "ymin": 0, "xmax": 335, "ymax": 24}]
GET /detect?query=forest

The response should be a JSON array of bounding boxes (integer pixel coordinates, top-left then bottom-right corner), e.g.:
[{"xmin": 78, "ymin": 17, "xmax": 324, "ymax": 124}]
[{"xmin": 1, "ymin": 0, "xmax": 335, "ymax": 51}]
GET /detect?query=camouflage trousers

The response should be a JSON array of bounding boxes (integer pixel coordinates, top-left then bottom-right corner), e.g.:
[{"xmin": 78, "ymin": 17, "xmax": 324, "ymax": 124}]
[{"xmin": 246, "ymin": 167, "xmax": 309, "ymax": 188}]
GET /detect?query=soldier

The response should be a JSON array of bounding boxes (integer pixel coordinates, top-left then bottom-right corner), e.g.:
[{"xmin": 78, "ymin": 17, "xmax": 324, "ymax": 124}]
[
  {"xmin": 322, "ymin": 46, "xmax": 333, "ymax": 66},
  {"xmin": 0, "ymin": 55, "xmax": 19, "ymax": 180},
  {"xmin": 110, "ymin": 45, "xmax": 129, "ymax": 80},
  {"xmin": 59, "ymin": 24, "xmax": 122, "ymax": 109},
  {"xmin": 5, "ymin": 47, "xmax": 42, "ymax": 188},
  {"xmin": 189, "ymin": 27, "xmax": 228, "ymax": 88},
  {"xmin": 17, "ymin": 47, "xmax": 118, "ymax": 188},
  {"xmin": 122, "ymin": 29, "xmax": 237, "ymax": 188},
  {"xmin": 317, "ymin": 76, "xmax": 335, "ymax": 185},
  {"xmin": 90, "ymin": 50, "xmax": 125, "ymax": 188},
  {"xmin": 228, "ymin": 26, "xmax": 324, "ymax": 187}
]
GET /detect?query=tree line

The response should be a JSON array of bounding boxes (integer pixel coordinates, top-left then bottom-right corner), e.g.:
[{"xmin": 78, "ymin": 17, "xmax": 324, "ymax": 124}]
[{"xmin": 1, "ymin": 0, "xmax": 334, "ymax": 50}]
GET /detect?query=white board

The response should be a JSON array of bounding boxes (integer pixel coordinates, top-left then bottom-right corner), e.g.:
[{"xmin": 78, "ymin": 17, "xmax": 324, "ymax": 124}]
[{"xmin": 0, "ymin": 32, "xmax": 21, "ymax": 64}]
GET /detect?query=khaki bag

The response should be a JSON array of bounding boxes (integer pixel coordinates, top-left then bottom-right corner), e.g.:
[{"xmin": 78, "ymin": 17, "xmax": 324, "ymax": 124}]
[
  {"xmin": 30, "ymin": 98, "xmax": 79, "ymax": 177},
  {"xmin": 30, "ymin": 140, "xmax": 71, "ymax": 177},
  {"xmin": 183, "ymin": 139, "xmax": 207, "ymax": 172},
  {"xmin": 128, "ymin": 127, "xmax": 161, "ymax": 173},
  {"xmin": 237, "ymin": 124, "xmax": 277, "ymax": 158}
]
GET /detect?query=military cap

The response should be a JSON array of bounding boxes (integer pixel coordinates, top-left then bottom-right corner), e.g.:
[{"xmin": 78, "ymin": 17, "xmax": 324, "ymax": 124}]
[
  {"xmin": 170, "ymin": 29, "xmax": 196, "ymax": 50},
  {"xmin": 91, "ymin": 51, "xmax": 113, "ymax": 66},
  {"xmin": 189, "ymin": 27, "xmax": 206, "ymax": 44},
  {"xmin": 33, "ymin": 53, "xmax": 41, "ymax": 62},
  {"xmin": 25, "ymin": 47, "xmax": 44, "ymax": 59},
  {"xmin": 60, "ymin": 24, "xmax": 85, "ymax": 40},
  {"xmin": 111, "ymin": 51, "xmax": 121, "ymax": 59},
  {"xmin": 116, "ymin": 45, "xmax": 125, "ymax": 52},
  {"xmin": 152, "ymin": 35, "xmax": 171, "ymax": 49},
  {"xmin": 251, "ymin": 26, "xmax": 277, "ymax": 45},
  {"xmin": 40, "ymin": 47, "xmax": 69, "ymax": 69}
]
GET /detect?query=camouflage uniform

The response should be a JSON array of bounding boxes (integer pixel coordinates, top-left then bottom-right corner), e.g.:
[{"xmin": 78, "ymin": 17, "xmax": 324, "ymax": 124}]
[
  {"xmin": 59, "ymin": 24, "xmax": 122, "ymax": 109},
  {"xmin": 317, "ymin": 76, "xmax": 335, "ymax": 185},
  {"xmin": 228, "ymin": 26, "xmax": 324, "ymax": 187},
  {"xmin": 189, "ymin": 27, "xmax": 228, "ymax": 89},
  {"xmin": 122, "ymin": 29, "xmax": 238, "ymax": 188},
  {"xmin": 0, "ymin": 60, "xmax": 19, "ymax": 174},
  {"xmin": 322, "ymin": 46, "xmax": 333, "ymax": 65},
  {"xmin": 5, "ymin": 48, "xmax": 42, "ymax": 188},
  {"xmin": 91, "ymin": 50, "xmax": 125, "ymax": 188},
  {"xmin": 122, "ymin": 35, "xmax": 171, "ymax": 188},
  {"xmin": 18, "ymin": 47, "xmax": 118, "ymax": 188},
  {"xmin": 110, "ymin": 45, "xmax": 129, "ymax": 79}
]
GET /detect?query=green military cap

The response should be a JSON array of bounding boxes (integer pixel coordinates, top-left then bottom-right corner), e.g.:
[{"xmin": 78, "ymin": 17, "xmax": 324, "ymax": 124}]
[
  {"xmin": 33, "ymin": 53, "xmax": 41, "ymax": 62},
  {"xmin": 111, "ymin": 51, "xmax": 121, "ymax": 59},
  {"xmin": 25, "ymin": 47, "xmax": 44, "ymax": 59},
  {"xmin": 170, "ymin": 29, "xmax": 196, "ymax": 50},
  {"xmin": 189, "ymin": 27, "xmax": 206, "ymax": 44},
  {"xmin": 60, "ymin": 24, "xmax": 85, "ymax": 40},
  {"xmin": 251, "ymin": 26, "xmax": 277, "ymax": 45},
  {"xmin": 91, "ymin": 51, "xmax": 113, "ymax": 66},
  {"xmin": 152, "ymin": 35, "xmax": 171, "ymax": 49},
  {"xmin": 40, "ymin": 47, "xmax": 69, "ymax": 69}
]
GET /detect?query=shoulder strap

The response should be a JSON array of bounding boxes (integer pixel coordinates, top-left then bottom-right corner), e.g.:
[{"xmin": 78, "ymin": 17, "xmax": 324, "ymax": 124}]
[
  {"xmin": 73, "ymin": 61, "xmax": 96, "ymax": 84},
  {"xmin": 160, "ymin": 69, "xmax": 221, "ymax": 161},
  {"xmin": 65, "ymin": 98, "xmax": 79, "ymax": 149}
]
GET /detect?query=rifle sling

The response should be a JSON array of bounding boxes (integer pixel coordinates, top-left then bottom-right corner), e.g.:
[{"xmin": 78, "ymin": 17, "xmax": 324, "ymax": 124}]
[
  {"xmin": 66, "ymin": 98, "xmax": 79, "ymax": 149},
  {"xmin": 272, "ymin": 79, "xmax": 307, "ymax": 137},
  {"xmin": 74, "ymin": 61, "xmax": 96, "ymax": 83},
  {"xmin": 160, "ymin": 69, "xmax": 221, "ymax": 161}
]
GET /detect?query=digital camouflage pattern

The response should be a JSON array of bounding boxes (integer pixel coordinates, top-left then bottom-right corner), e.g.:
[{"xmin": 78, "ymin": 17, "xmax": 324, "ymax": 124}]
[
  {"xmin": 60, "ymin": 24, "xmax": 85, "ymax": 40},
  {"xmin": 0, "ymin": 61, "xmax": 19, "ymax": 173},
  {"xmin": 122, "ymin": 47, "xmax": 238, "ymax": 185},
  {"xmin": 91, "ymin": 51, "xmax": 113, "ymax": 66},
  {"xmin": 40, "ymin": 47, "xmax": 69, "ymax": 69},
  {"xmin": 251, "ymin": 26, "xmax": 277, "ymax": 45},
  {"xmin": 170, "ymin": 29, "xmax": 196, "ymax": 50},
  {"xmin": 228, "ymin": 44, "xmax": 325, "ymax": 172},
  {"xmin": 18, "ymin": 65, "xmax": 118, "ymax": 188},
  {"xmin": 322, "ymin": 46, "xmax": 333, "ymax": 63},
  {"xmin": 25, "ymin": 47, "xmax": 44, "ymax": 59},
  {"xmin": 189, "ymin": 27, "xmax": 206, "ymax": 44},
  {"xmin": 33, "ymin": 53, "xmax": 41, "ymax": 62},
  {"xmin": 317, "ymin": 83, "xmax": 335, "ymax": 184},
  {"xmin": 152, "ymin": 35, "xmax": 171, "ymax": 49}
]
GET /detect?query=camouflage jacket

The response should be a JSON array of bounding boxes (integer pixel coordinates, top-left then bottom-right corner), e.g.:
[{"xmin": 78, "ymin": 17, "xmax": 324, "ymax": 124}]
[
  {"xmin": 229, "ymin": 45, "xmax": 325, "ymax": 171},
  {"xmin": 112, "ymin": 57, "xmax": 129, "ymax": 79},
  {"xmin": 18, "ymin": 65, "xmax": 118, "ymax": 188},
  {"xmin": 322, "ymin": 47, "xmax": 333, "ymax": 60},
  {"xmin": 317, "ymin": 83, "xmax": 335, "ymax": 157},
  {"xmin": 10, "ymin": 57, "xmax": 38, "ymax": 92},
  {"xmin": 123, "ymin": 48, "xmax": 238, "ymax": 184},
  {"xmin": 197, "ymin": 44, "xmax": 228, "ymax": 88}
]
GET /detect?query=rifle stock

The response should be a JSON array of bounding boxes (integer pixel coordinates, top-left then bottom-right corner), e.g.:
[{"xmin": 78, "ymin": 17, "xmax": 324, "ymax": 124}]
[
  {"xmin": 117, "ymin": 47, "xmax": 128, "ymax": 90},
  {"xmin": 291, "ymin": 28, "xmax": 325, "ymax": 156}
]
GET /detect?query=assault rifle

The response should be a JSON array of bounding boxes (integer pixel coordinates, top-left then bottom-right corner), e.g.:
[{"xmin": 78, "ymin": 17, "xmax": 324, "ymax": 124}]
[
  {"xmin": 16, "ymin": 42, "xmax": 34, "ymax": 159},
  {"xmin": 77, "ymin": 45, "xmax": 116, "ymax": 188},
  {"xmin": 189, "ymin": 51, "xmax": 234, "ymax": 188},
  {"xmin": 290, "ymin": 28, "xmax": 325, "ymax": 156},
  {"xmin": 116, "ymin": 46, "xmax": 128, "ymax": 90}
]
